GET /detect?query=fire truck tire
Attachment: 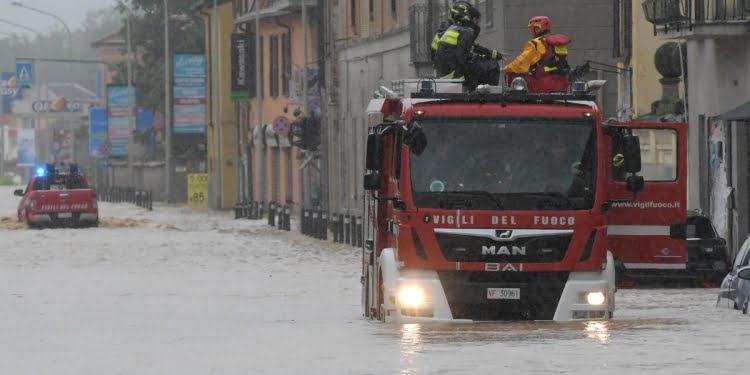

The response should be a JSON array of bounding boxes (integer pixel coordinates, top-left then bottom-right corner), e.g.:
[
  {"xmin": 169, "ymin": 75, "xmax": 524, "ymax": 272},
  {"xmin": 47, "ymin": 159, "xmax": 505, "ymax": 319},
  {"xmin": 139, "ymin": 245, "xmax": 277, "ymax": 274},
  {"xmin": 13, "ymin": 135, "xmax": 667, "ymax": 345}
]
[
  {"xmin": 25, "ymin": 214, "xmax": 40, "ymax": 230},
  {"xmin": 614, "ymin": 258, "xmax": 627, "ymax": 283},
  {"xmin": 378, "ymin": 270, "xmax": 385, "ymax": 322}
]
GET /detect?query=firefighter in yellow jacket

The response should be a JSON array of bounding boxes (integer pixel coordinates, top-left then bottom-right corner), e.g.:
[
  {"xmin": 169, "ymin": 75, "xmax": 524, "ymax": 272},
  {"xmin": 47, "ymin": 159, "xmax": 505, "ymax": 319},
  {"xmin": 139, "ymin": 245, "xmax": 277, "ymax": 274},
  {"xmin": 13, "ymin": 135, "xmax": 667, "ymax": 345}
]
[
  {"xmin": 433, "ymin": 1, "xmax": 503, "ymax": 90},
  {"xmin": 503, "ymin": 16, "xmax": 572, "ymax": 93}
]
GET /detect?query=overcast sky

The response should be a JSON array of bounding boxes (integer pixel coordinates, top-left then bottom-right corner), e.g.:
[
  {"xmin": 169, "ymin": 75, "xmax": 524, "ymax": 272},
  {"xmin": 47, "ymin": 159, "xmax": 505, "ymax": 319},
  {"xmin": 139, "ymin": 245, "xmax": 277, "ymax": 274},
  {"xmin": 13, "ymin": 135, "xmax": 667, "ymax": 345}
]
[{"xmin": 1, "ymin": 0, "xmax": 117, "ymax": 35}]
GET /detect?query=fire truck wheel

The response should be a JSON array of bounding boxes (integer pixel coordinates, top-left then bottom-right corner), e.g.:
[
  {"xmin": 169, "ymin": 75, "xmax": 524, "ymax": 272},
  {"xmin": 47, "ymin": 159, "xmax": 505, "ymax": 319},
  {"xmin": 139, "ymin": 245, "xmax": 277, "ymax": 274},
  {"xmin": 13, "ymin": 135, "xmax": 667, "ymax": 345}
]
[
  {"xmin": 614, "ymin": 258, "xmax": 627, "ymax": 283},
  {"xmin": 26, "ymin": 214, "xmax": 40, "ymax": 230},
  {"xmin": 378, "ymin": 271, "xmax": 385, "ymax": 322}
]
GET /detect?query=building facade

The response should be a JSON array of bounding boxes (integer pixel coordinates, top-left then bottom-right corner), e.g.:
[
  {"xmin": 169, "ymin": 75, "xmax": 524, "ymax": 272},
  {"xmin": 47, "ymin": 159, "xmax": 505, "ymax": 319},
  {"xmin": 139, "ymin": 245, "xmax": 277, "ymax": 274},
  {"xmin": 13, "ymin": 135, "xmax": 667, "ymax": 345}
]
[
  {"xmin": 198, "ymin": 0, "xmax": 319, "ymax": 210},
  {"xmin": 327, "ymin": 0, "xmax": 625, "ymax": 217},
  {"xmin": 645, "ymin": 0, "xmax": 750, "ymax": 253}
]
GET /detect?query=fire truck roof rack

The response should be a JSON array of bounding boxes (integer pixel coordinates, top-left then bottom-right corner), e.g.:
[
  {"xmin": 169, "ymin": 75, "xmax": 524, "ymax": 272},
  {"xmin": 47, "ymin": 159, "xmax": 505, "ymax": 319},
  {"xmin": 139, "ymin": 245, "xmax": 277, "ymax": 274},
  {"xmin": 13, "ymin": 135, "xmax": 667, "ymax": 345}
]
[{"xmin": 410, "ymin": 91, "xmax": 597, "ymax": 103}]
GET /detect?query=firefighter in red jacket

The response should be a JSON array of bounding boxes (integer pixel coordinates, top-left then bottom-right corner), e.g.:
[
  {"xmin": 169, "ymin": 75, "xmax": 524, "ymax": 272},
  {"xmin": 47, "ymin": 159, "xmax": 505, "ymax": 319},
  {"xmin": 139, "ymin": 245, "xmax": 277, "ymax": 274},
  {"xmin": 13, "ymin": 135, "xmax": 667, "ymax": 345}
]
[{"xmin": 503, "ymin": 16, "xmax": 572, "ymax": 93}]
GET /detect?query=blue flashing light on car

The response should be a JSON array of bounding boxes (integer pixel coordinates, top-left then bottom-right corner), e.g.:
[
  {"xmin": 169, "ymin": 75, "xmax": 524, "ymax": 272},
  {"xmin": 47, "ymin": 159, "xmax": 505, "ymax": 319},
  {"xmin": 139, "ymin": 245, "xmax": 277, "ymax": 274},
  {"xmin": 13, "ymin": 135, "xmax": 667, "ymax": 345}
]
[{"xmin": 35, "ymin": 167, "xmax": 46, "ymax": 177}]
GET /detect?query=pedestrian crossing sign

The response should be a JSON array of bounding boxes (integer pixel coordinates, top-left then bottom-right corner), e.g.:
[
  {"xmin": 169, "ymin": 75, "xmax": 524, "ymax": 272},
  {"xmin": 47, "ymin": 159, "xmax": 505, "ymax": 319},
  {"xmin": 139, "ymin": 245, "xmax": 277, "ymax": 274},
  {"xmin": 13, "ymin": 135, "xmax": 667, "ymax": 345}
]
[{"xmin": 16, "ymin": 62, "xmax": 33, "ymax": 87}]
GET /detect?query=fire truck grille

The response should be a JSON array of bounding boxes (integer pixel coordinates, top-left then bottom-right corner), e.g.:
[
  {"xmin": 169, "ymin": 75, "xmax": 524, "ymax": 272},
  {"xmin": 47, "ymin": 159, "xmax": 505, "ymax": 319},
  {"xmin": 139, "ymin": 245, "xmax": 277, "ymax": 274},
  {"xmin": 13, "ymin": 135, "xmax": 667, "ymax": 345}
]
[
  {"xmin": 435, "ymin": 233, "xmax": 572, "ymax": 263},
  {"xmin": 437, "ymin": 271, "xmax": 570, "ymax": 320}
]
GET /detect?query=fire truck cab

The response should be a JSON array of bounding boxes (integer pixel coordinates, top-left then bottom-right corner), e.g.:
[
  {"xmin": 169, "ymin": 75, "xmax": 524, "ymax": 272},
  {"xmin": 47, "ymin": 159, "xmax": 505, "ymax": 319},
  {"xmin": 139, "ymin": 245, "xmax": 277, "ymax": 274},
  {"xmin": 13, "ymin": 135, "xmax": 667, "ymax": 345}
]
[{"xmin": 361, "ymin": 79, "xmax": 687, "ymax": 322}]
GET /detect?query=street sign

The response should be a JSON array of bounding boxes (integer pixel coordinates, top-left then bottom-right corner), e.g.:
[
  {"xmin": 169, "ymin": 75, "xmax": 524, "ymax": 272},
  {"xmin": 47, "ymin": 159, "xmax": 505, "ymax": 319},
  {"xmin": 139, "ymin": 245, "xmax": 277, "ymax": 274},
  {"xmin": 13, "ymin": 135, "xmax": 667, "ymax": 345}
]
[
  {"xmin": 273, "ymin": 116, "xmax": 290, "ymax": 137},
  {"xmin": 15, "ymin": 63, "xmax": 33, "ymax": 87}
]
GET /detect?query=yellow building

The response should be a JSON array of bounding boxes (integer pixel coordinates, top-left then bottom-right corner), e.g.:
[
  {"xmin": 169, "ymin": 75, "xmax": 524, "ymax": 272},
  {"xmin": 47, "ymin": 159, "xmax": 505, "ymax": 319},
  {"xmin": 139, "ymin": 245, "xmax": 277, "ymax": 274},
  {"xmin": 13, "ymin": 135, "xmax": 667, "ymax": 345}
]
[
  {"xmin": 196, "ymin": 0, "xmax": 237, "ymax": 209},
  {"xmin": 623, "ymin": 3, "xmax": 685, "ymax": 118},
  {"xmin": 196, "ymin": 0, "xmax": 319, "ymax": 210}
]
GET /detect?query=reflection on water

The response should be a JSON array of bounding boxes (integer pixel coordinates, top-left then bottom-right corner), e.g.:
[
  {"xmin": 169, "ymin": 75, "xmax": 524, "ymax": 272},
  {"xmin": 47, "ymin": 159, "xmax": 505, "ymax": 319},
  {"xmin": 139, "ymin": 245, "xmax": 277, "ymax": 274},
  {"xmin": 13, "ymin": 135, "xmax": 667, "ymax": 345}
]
[
  {"xmin": 399, "ymin": 324, "xmax": 424, "ymax": 375},
  {"xmin": 385, "ymin": 317, "xmax": 687, "ymax": 373},
  {"xmin": 584, "ymin": 320, "xmax": 611, "ymax": 343},
  {"xmin": 384, "ymin": 318, "xmax": 685, "ymax": 347}
]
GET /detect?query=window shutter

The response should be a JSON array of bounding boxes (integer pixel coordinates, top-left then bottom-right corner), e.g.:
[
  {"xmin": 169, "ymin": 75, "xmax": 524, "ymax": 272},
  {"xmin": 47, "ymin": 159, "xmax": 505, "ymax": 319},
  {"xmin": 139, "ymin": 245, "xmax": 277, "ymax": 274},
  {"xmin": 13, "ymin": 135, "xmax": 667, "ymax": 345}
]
[
  {"xmin": 360, "ymin": 0, "xmax": 370, "ymax": 37},
  {"xmin": 282, "ymin": 33, "xmax": 291, "ymax": 97},
  {"xmin": 270, "ymin": 34, "xmax": 279, "ymax": 97}
]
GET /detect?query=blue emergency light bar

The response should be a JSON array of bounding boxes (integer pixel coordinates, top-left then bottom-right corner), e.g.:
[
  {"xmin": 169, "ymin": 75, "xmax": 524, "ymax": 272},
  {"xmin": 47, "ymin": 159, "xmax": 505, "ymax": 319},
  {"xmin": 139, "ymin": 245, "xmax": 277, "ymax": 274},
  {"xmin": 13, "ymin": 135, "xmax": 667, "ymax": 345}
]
[{"xmin": 35, "ymin": 167, "xmax": 46, "ymax": 177}]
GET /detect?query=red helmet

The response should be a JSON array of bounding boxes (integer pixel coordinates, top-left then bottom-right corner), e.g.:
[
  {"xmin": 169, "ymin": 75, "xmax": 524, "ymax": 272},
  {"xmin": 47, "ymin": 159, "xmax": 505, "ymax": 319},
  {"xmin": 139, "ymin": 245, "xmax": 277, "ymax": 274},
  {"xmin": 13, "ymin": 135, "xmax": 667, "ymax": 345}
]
[{"xmin": 528, "ymin": 16, "xmax": 551, "ymax": 37}]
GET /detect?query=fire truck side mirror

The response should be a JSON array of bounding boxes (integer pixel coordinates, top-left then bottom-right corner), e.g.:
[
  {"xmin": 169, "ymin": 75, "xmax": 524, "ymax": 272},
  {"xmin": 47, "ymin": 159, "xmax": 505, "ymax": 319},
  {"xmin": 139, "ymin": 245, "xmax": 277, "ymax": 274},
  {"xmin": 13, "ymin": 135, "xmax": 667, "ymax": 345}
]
[
  {"xmin": 14, "ymin": 189, "xmax": 24, "ymax": 197},
  {"xmin": 669, "ymin": 222, "xmax": 688, "ymax": 240},
  {"xmin": 623, "ymin": 135, "xmax": 642, "ymax": 173},
  {"xmin": 366, "ymin": 133, "xmax": 383, "ymax": 171},
  {"xmin": 364, "ymin": 172, "xmax": 381, "ymax": 191},
  {"xmin": 626, "ymin": 175, "xmax": 645, "ymax": 193}
]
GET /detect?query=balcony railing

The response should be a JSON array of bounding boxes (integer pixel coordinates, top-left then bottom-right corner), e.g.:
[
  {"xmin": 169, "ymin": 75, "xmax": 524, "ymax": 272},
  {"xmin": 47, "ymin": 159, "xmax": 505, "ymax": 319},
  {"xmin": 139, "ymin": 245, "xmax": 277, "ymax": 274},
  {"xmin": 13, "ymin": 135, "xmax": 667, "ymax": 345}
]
[{"xmin": 644, "ymin": 0, "xmax": 750, "ymax": 28}]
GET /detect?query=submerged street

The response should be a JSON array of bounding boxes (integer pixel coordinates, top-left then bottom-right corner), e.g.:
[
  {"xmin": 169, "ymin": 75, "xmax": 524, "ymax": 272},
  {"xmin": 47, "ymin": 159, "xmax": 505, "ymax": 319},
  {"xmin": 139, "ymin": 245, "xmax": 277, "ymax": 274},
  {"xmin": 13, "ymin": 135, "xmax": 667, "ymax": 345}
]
[{"xmin": 0, "ymin": 186, "xmax": 746, "ymax": 374}]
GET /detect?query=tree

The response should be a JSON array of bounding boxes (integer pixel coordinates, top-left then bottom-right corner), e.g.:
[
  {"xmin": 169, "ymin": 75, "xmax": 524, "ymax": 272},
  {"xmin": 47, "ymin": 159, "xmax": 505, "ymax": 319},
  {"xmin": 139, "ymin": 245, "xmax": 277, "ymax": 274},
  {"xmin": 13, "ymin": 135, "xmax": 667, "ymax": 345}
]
[
  {"xmin": 113, "ymin": 0, "xmax": 205, "ymax": 114},
  {"xmin": 0, "ymin": 7, "xmax": 120, "ymax": 89}
]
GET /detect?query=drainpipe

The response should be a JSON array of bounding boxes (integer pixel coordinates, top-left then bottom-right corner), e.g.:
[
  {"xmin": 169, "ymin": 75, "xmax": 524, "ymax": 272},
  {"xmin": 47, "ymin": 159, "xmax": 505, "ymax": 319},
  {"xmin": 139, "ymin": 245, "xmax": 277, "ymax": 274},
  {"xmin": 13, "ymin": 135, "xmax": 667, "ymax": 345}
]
[
  {"xmin": 213, "ymin": 0, "xmax": 222, "ymax": 209},
  {"xmin": 276, "ymin": 17, "xmax": 293, "ymax": 206}
]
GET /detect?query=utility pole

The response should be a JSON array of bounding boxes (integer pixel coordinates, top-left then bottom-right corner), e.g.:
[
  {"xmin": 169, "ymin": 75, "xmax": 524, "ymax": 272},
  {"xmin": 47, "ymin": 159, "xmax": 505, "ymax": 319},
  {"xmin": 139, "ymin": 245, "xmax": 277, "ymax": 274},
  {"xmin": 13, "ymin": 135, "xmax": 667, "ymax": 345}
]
[
  {"xmin": 212, "ymin": 0, "xmax": 222, "ymax": 209},
  {"xmin": 300, "ymin": 0, "xmax": 308, "ymax": 209},
  {"xmin": 0, "ymin": 121, "xmax": 4, "ymax": 178},
  {"xmin": 126, "ymin": 13, "xmax": 135, "ymax": 186},
  {"xmin": 255, "ymin": 1, "xmax": 263, "ymax": 204},
  {"xmin": 164, "ymin": 0, "xmax": 173, "ymax": 203}
]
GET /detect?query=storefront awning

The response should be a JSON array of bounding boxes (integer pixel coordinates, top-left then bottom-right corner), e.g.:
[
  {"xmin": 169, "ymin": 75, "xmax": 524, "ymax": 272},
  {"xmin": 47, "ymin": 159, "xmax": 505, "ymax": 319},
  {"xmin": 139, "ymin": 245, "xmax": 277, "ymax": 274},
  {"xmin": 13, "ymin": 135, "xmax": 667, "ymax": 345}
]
[{"xmin": 716, "ymin": 101, "xmax": 750, "ymax": 121}]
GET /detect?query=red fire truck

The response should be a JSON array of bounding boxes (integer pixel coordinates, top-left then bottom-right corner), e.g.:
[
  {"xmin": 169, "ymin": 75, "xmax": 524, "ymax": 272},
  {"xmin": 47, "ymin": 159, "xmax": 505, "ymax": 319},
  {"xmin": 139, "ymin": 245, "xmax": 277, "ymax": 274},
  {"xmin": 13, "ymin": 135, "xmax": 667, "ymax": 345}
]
[
  {"xmin": 361, "ymin": 79, "xmax": 687, "ymax": 322},
  {"xmin": 14, "ymin": 164, "xmax": 99, "ymax": 229}
]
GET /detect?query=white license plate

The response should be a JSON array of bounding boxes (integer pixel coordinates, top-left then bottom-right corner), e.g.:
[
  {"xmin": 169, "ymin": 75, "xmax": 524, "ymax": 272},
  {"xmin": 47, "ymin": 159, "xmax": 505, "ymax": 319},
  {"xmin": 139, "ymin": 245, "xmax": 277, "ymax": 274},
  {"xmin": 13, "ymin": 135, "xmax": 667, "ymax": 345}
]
[
  {"xmin": 58, "ymin": 213, "xmax": 72, "ymax": 219},
  {"xmin": 487, "ymin": 288, "xmax": 521, "ymax": 300}
]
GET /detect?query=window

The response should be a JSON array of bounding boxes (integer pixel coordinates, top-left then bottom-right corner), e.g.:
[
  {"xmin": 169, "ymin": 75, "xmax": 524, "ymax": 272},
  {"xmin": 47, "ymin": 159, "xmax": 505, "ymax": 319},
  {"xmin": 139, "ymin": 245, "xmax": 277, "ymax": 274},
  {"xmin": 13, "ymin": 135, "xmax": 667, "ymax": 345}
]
[
  {"xmin": 686, "ymin": 216, "xmax": 717, "ymax": 239},
  {"xmin": 614, "ymin": 129, "xmax": 677, "ymax": 182},
  {"xmin": 351, "ymin": 0, "xmax": 357, "ymax": 28},
  {"xmin": 478, "ymin": 0, "xmax": 493, "ymax": 28},
  {"xmin": 248, "ymin": 34, "xmax": 258, "ymax": 98},
  {"xmin": 369, "ymin": 0, "xmax": 374, "ymax": 21},
  {"xmin": 281, "ymin": 33, "xmax": 291, "ymax": 97},
  {"xmin": 270, "ymin": 34, "xmax": 279, "ymax": 97},
  {"xmin": 391, "ymin": 0, "xmax": 397, "ymax": 16},
  {"xmin": 739, "ymin": 246, "xmax": 750, "ymax": 269}
]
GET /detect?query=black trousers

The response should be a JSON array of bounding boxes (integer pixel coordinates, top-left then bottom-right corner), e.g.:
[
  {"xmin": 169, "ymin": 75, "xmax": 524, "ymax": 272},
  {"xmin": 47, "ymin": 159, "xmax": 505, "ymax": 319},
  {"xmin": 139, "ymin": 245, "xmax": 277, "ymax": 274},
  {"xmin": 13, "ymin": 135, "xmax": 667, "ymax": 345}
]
[{"xmin": 464, "ymin": 56, "xmax": 500, "ymax": 90}]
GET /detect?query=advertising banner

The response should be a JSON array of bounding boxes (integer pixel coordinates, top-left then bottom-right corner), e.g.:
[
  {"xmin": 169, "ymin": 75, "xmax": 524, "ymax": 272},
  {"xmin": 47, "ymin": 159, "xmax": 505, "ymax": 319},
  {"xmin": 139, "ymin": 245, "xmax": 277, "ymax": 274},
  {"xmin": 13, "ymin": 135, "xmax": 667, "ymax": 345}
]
[
  {"xmin": 17, "ymin": 128, "xmax": 35, "ymax": 166},
  {"xmin": 107, "ymin": 85, "xmax": 136, "ymax": 157},
  {"xmin": 187, "ymin": 173, "xmax": 209, "ymax": 206},
  {"xmin": 89, "ymin": 107, "xmax": 108, "ymax": 158},
  {"xmin": 173, "ymin": 54, "xmax": 206, "ymax": 134},
  {"xmin": 2, "ymin": 72, "xmax": 23, "ymax": 114},
  {"xmin": 230, "ymin": 33, "xmax": 250, "ymax": 100}
]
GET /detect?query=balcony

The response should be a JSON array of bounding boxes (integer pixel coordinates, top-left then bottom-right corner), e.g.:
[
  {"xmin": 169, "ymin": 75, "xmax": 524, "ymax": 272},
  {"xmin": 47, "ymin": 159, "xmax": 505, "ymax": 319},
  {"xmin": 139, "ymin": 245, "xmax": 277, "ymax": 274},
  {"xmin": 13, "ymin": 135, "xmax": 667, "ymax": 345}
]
[
  {"xmin": 234, "ymin": 0, "xmax": 317, "ymax": 24},
  {"xmin": 643, "ymin": 0, "xmax": 750, "ymax": 39}
]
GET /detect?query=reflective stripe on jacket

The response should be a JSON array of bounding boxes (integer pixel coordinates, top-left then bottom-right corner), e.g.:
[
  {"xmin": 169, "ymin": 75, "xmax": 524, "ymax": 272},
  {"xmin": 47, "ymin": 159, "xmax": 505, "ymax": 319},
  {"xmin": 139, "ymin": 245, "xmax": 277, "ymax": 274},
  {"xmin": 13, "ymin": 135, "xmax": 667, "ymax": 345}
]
[{"xmin": 434, "ymin": 24, "xmax": 476, "ymax": 80}]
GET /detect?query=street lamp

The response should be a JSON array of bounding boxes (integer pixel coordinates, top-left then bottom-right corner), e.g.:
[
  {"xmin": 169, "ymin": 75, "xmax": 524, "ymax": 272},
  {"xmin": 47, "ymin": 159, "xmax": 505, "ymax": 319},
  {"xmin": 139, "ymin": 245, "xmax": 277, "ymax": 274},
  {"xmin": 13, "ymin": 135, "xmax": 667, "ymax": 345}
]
[
  {"xmin": 10, "ymin": 2, "xmax": 73, "ymax": 65},
  {"xmin": 164, "ymin": 0, "xmax": 172, "ymax": 203},
  {"xmin": 0, "ymin": 18, "xmax": 42, "ymax": 37}
]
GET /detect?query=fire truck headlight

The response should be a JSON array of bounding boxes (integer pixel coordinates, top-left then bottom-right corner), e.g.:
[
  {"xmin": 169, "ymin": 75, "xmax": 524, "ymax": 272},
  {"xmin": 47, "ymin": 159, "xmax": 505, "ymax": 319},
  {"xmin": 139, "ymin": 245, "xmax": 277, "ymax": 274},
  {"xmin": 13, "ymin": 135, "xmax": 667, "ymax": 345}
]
[
  {"xmin": 396, "ymin": 286, "xmax": 426, "ymax": 308},
  {"xmin": 586, "ymin": 292, "xmax": 606, "ymax": 306},
  {"xmin": 511, "ymin": 77, "xmax": 528, "ymax": 92}
]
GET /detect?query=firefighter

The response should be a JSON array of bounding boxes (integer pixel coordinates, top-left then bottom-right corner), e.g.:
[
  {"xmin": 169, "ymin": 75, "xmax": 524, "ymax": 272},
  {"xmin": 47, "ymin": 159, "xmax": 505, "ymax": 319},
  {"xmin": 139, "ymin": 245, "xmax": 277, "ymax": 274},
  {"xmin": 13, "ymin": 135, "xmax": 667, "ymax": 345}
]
[
  {"xmin": 503, "ymin": 16, "xmax": 572, "ymax": 93},
  {"xmin": 434, "ymin": 1, "xmax": 503, "ymax": 90}
]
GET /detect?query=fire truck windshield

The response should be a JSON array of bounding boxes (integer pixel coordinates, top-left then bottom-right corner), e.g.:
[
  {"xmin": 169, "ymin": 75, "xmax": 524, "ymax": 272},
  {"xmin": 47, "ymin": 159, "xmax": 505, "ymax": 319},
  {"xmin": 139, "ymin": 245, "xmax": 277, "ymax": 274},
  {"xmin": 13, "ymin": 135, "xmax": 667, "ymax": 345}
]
[{"xmin": 410, "ymin": 118, "xmax": 597, "ymax": 211}]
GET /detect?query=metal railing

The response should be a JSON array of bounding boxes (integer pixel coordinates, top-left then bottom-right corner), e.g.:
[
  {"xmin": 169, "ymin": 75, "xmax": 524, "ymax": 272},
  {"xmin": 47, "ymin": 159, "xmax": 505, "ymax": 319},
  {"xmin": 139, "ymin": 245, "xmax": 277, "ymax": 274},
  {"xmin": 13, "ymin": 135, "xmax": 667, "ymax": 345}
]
[
  {"xmin": 234, "ymin": 201, "xmax": 364, "ymax": 248},
  {"xmin": 99, "ymin": 187, "xmax": 153, "ymax": 211},
  {"xmin": 643, "ymin": 0, "xmax": 750, "ymax": 28}
]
